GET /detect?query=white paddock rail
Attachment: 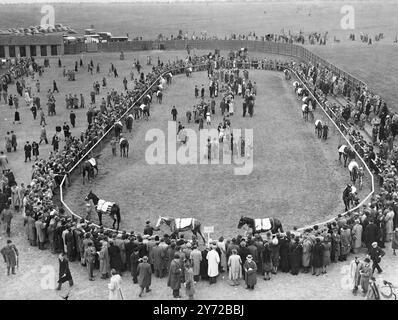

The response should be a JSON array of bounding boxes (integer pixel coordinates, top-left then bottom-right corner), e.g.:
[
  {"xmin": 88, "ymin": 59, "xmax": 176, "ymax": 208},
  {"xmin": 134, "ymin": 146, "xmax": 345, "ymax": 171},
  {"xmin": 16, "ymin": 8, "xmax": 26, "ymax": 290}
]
[{"xmin": 288, "ymin": 68, "xmax": 375, "ymax": 232}]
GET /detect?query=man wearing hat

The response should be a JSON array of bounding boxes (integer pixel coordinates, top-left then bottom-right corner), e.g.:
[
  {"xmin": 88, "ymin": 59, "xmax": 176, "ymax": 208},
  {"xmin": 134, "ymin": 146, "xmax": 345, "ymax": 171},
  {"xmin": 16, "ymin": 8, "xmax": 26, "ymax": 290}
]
[
  {"xmin": 137, "ymin": 256, "xmax": 152, "ymax": 297},
  {"xmin": 144, "ymin": 220, "xmax": 155, "ymax": 236},
  {"xmin": 369, "ymin": 242, "xmax": 385, "ymax": 274},
  {"xmin": 168, "ymin": 253, "xmax": 182, "ymax": 298}
]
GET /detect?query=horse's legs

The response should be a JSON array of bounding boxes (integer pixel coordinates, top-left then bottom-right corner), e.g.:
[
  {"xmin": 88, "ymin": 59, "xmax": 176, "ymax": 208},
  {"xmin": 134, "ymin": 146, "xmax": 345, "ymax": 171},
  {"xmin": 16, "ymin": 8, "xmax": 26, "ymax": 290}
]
[
  {"xmin": 196, "ymin": 229, "xmax": 207, "ymax": 244},
  {"xmin": 98, "ymin": 212, "xmax": 103, "ymax": 226}
]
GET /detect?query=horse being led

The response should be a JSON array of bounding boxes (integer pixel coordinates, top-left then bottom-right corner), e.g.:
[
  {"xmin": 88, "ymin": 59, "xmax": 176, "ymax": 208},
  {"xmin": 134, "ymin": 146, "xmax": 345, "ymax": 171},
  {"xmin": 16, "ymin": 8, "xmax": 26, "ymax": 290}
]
[
  {"xmin": 155, "ymin": 216, "xmax": 206, "ymax": 243},
  {"xmin": 348, "ymin": 160, "xmax": 359, "ymax": 185},
  {"xmin": 342, "ymin": 184, "xmax": 357, "ymax": 212},
  {"xmin": 85, "ymin": 190, "xmax": 121, "ymax": 230},
  {"xmin": 119, "ymin": 137, "xmax": 129, "ymax": 158},
  {"xmin": 237, "ymin": 216, "xmax": 284, "ymax": 234},
  {"xmin": 338, "ymin": 144, "xmax": 355, "ymax": 167},
  {"xmin": 315, "ymin": 119, "xmax": 323, "ymax": 138},
  {"xmin": 82, "ymin": 156, "xmax": 99, "ymax": 185}
]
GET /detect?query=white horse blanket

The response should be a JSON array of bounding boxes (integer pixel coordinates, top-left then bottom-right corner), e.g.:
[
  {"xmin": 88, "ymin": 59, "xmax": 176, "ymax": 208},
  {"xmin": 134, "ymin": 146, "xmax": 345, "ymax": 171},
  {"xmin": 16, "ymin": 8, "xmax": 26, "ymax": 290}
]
[
  {"xmin": 175, "ymin": 218, "xmax": 194, "ymax": 229},
  {"xmin": 97, "ymin": 199, "xmax": 114, "ymax": 214},
  {"xmin": 88, "ymin": 158, "xmax": 97, "ymax": 167},
  {"xmin": 302, "ymin": 104, "xmax": 308, "ymax": 112},
  {"xmin": 338, "ymin": 145, "xmax": 347, "ymax": 153},
  {"xmin": 348, "ymin": 161, "xmax": 359, "ymax": 172},
  {"xmin": 119, "ymin": 137, "xmax": 127, "ymax": 146},
  {"xmin": 254, "ymin": 218, "xmax": 271, "ymax": 231}
]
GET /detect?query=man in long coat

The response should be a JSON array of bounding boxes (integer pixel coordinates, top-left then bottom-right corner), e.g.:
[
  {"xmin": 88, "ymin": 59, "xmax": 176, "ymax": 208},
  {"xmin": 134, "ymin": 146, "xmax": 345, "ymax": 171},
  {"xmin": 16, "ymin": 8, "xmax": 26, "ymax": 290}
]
[
  {"xmin": 1, "ymin": 239, "xmax": 18, "ymax": 275},
  {"xmin": 189, "ymin": 245, "xmax": 202, "ymax": 282},
  {"xmin": 57, "ymin": 252, "xmax": 73, "ymax": 290},
  {"xmin": 98, "ymin": 240, "xmax": 111, "ymax": 279},
  {"xmin": 350, "ymin": 256, "xmax": 363, "ymax": 295},
  {"xmin": 340, "ymin": 226, "xmax": 352, "ymax": 261},
  {"xmin": 206, "ymin": 245, "xmax": 220, "ymax": 284},
  {"xmin": 168, "ymin": 253, "xmax": 182, "ymax": 298},
  {"xmin": 130, "ymin": 246, "xmax": 140, "ymax": 280},
  {"xmin": 243, "ymin": 255, "xmax": 257, "ymax": 289},
  {"xmin": 152, "ymin": 241, "xmax": 165, "ymax": 278},
  {"xmin": 137, "ymin": 256, "xmax": 152, "ymax": 297},
  {"xmin": 35, "ymin": 217, "xmax": 46, "ymax": 250}
]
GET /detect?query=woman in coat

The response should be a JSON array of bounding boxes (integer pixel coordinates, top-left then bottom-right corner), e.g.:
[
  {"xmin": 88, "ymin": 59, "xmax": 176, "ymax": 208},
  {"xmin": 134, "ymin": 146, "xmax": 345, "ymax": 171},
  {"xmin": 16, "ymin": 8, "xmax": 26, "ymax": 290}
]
[
  {"xmin": 351, "ymin": 220, "xmax": 363, "ymax": 254},
  {"xmin": 359, "ymin": 258, "xmax": 372, "ymax": 295},
  {"xmin": 199, "ymin": 247, "xmax": 209, "ymax": 281},
  {"xmin": 206, "ymin": 245, "xmax": 220, "ymax": 284},
  {"xmin": 243, "ymin": 255, "xmax": 257, "ymax": 290},
  {"xmin": 184, "ymin": 261, "xmax": 195, "ymax": 300},
  {"xmin": 311, "ymin": 238, "xmax": 324, "ymax": 276},
  {"xmin": 227, "ymin": 249, "xmax": 242, "ymax": 286},
  {"xmin": 10, "ymin": 184, "xmax": 20, "ymax": 212},
  {"xmin": 98, "ymin": 241, "xmax": 111, "ymax": 279},
  {"xmin": 322, "ymin": 235, "xmax": 331, "ymax": 274},
  {"xmin": 108, "ymin": 269, "xmax": 123, "ymax": 300},
  {"xmin": 340, "ymin": 227, "xmax": 352, "ymax": 261},
  {"xmin": 137, "ymin": 256, "xmax": 152, "ymax": 297},
  {"xmin": 301, "ymin": 236, "xmax": 312, "ymax": 273}
]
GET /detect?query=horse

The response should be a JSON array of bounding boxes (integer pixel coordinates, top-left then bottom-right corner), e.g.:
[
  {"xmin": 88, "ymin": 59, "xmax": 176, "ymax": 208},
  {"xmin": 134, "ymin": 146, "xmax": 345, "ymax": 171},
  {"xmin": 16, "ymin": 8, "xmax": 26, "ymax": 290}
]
[
  {"xmin": 237, "ymin": 216, "xmax": 284, "ymax": 234},
  {"xmin": 348, "ymin": 160, "xmax": 359, "ymax": 185},
  {"xmin": 186, "ymin": 66, "xmax": 192, "ymax": 77},
  {"xmin": 85, "ymin": 190, "xmax": 121, "ymax": 230},
  {"xmin": 342, "ymin": 184, "xmax": 357, "ymax": 212},
  {"xmin": 155, "ymin": 216, "xmax": 206, "ymax": 243},
  {"xmin": 322, "ymin": 124, "xmax": 329, "ymax": 140},
  {"xmin": 302, "ymin": 104, "xmax": 309, "ymax": 121},
  {"xmin": 315, "ymin": 119, "xmax": 323, "ymax": 138},
  {"xmin": 338, "ymin": 144, "xmax": 355, "ymax": 167},
  {"xmin": 82, "ymin": 156, "xmax": 100, "ymax": 185},
  {"xmin": 114, "ymin": 121, "xmax": 123, "ymax": 138},
  {"xmin": 119, "ymin": 137, "xmax": 129, "ymax": 158}
]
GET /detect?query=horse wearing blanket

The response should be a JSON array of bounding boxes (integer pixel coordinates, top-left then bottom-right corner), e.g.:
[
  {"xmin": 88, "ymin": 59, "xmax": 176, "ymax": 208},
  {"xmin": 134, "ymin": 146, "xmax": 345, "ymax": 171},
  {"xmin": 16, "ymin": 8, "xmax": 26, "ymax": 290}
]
[
  {"xmin": 155, "ymin": 216, "xmax": 206, "ymax": 243},
  {"xmin": 237, "ymin": 216, "xmax": 284, "ymax": 234},
  {"xmin": 85, "ymin": 190, "xmax": 121, "ymax": 230}
]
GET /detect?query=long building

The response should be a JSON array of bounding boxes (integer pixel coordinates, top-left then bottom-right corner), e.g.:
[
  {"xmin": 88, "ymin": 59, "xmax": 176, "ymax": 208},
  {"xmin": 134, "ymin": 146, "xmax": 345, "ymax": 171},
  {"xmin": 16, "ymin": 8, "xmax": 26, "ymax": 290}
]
[{"xmin": 0, "ymin": 34, "xmax": 64, "ymax": 58}]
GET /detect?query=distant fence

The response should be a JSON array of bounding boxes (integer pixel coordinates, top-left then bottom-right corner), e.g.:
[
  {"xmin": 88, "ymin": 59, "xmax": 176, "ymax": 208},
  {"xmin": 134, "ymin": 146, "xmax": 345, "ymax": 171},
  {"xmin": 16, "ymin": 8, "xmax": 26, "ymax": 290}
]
[{"xmin": 65, "ymin": 39, "xmax": 367, "ymax": 92}]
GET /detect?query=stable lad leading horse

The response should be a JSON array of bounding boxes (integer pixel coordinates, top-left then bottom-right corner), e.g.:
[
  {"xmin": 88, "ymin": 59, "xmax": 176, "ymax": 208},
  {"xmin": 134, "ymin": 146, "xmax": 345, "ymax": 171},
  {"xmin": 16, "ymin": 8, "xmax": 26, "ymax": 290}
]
[
  {"xmin": 85, "ymin": 190, "xmax": 121, "ymax": 230},
  {"xmin": 155, "ymin": 216, "xmax": 206, "ymax": 243},
  {"xmin": 82, "ymin": 155, "xmax": 100, "ymax": 185}
]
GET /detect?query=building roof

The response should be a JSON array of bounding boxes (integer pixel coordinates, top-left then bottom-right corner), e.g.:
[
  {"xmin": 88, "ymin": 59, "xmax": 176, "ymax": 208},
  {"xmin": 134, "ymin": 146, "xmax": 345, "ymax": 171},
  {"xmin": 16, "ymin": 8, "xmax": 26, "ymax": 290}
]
[{"xmin": 0, "ymin": 34, "xmax": 63, "ymax": 46}]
